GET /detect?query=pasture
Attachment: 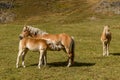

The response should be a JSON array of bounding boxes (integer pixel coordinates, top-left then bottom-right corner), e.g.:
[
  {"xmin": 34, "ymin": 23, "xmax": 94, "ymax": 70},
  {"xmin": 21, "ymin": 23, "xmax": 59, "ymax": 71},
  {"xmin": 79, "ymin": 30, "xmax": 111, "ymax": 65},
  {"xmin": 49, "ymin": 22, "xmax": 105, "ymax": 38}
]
[{"xmin": 0, "ymin": 18, "xmax": 120, "ymax": 80}]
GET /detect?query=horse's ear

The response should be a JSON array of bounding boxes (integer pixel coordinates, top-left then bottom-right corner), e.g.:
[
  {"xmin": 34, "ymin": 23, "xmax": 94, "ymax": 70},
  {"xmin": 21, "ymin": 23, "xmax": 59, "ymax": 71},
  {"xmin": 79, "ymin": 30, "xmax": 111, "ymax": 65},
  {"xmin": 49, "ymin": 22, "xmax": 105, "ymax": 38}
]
[
  {"xmin": 23, "ymin": 26, "xmax": 27, "ymax": 30},
  {"xmin": 25, "ymin": 26, "xmax": 29, "ymax": 30},
  {"xmin": 23, "ymin": 25, "xmax": 27, "ymax": 29}
]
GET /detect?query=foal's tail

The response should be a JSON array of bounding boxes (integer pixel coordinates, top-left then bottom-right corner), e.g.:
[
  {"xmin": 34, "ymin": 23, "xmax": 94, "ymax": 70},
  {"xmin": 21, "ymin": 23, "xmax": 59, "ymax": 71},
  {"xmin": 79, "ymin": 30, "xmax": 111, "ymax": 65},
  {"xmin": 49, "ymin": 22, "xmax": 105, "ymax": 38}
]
[{"xmin": 70, "ymin": 36, "xmax": 75, "ymax": 64}]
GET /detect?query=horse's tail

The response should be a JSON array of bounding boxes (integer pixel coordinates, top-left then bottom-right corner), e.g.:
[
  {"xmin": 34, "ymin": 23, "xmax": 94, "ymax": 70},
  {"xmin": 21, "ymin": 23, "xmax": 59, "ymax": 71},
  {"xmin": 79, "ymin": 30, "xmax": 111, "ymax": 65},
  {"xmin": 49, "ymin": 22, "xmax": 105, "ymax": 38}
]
[{"xmin": 70, "ymin": 36, "xmax": 75, "ymax": 64}]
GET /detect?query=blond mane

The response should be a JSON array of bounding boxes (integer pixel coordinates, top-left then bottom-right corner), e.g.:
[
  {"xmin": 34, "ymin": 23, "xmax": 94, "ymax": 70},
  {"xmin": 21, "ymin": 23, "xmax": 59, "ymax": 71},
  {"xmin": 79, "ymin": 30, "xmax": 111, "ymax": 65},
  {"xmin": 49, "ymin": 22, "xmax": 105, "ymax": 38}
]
[{"xmin": 25, "ymin": 25, "xmax": 48, "ymax": 35}]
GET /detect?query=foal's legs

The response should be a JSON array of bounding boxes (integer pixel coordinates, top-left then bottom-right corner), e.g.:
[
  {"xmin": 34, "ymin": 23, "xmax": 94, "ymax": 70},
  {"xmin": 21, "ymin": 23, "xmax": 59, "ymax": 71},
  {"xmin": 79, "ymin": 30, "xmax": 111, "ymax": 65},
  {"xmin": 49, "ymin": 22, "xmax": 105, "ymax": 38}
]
[
  {"xmin": 41, "ymin": 51, "xmax": 47, "ymax": 66},
  {"xmin": 16, "ymin": 49, "xmax": 23, "ymax": 68},
  {"xmin": 22, "ymin": 49, "xmax": 28, "ymax": 68},
  {"xmin": 38, "ymin": 50, "xmax": 44, "ymax": 69}
]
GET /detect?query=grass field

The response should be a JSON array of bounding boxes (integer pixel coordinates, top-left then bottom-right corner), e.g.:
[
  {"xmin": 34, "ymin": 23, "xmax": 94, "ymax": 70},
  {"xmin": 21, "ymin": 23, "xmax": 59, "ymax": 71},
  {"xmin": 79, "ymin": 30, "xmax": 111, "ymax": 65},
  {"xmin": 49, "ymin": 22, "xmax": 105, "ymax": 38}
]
[
  {"xmin": 1, "ymin": 0, "xmax": 120, "ymax": 79},
  {"xmin": 0, "ymin": 17, "xmax": 120, "ymax": 80}
]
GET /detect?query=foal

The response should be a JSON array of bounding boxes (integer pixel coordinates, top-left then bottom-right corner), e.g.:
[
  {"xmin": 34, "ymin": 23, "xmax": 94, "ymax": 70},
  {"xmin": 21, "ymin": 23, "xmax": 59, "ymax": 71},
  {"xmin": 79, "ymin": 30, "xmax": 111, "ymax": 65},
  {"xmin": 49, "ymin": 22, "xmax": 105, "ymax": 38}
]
[
  {"xmin": 16, "ymin": 37, "xmax": 49, "ymax": 69},
  {"xmin": 101, "ymin": 25, "xmax": 111, "ymax": 56}
]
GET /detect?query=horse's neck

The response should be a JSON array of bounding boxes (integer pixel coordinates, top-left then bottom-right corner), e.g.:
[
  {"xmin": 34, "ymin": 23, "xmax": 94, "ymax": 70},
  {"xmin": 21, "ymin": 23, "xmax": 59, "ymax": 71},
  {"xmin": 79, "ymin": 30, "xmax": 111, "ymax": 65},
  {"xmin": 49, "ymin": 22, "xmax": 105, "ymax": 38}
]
[
  {"xmin": 32, "ymin": 34, "xmax": 42, "ymax": 39},
  {"xmin": 38, "ymin": 31, "xmax": 48, "ymax": 35},
  {"xmin": 105, "ymin": 30, "xmax": 110, "ymax": 35},
  {"xmin": 41, "ymin": 34, "xmax": 53, "ymax": 41}
]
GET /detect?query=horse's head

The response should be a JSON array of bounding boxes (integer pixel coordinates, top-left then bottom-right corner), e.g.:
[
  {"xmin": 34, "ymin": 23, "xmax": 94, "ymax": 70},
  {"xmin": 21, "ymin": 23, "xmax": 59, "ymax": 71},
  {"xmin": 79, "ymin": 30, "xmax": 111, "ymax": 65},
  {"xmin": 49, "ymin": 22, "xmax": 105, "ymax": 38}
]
[
  {"xmin": 19, "ymin": 25, "xmax": 48, "ymax": 40},
  {"xmin": 103, "ymin": 25, "xmax": 110, "ymax": 34},
  {"xmin": 19, "ymin": 26, "xmax": 32, "ymax": 39},
  {"xmin": 104, "ymin": 25, "xmax": 110, "ymax": 32}
]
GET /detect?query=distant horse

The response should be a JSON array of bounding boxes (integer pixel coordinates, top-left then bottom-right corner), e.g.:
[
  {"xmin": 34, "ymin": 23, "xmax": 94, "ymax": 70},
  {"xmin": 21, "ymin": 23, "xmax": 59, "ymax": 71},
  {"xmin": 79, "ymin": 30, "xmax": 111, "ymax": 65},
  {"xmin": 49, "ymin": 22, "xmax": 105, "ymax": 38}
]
[
  {"xmin": 16, "ymin": 36, "xmax": 51, "ymax": 69},
  {"xmin": 101, "ymin": 25, "xmax": 111, "ymax": 56},
  {"xmin": 19, "ymin": 26, "xmax": 75, "ymax": 67}
]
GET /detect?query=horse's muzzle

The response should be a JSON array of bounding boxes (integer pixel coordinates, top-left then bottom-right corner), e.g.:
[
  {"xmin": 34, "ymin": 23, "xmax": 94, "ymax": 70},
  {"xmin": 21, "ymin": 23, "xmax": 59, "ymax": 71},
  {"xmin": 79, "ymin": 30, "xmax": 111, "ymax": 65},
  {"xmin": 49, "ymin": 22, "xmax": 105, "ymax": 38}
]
[{"xmin": 19, "ymin": 36, "xmax": 23, "ymax": 40}]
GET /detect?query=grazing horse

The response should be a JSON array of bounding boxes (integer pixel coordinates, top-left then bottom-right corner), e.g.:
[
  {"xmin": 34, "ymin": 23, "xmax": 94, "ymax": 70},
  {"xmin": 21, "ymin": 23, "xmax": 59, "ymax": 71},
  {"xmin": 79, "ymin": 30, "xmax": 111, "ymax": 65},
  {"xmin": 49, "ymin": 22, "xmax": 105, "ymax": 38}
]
[
  {"xmin": 101, "ymin": 25, "xmax": 111, "ymax": 56},
  {"xmin": 16, "ymin": 36, "xmax": 50, "ymax": 69},
  {"xmin": 20, "ymin": 25, "xmax": 75, "ymax": 67}
]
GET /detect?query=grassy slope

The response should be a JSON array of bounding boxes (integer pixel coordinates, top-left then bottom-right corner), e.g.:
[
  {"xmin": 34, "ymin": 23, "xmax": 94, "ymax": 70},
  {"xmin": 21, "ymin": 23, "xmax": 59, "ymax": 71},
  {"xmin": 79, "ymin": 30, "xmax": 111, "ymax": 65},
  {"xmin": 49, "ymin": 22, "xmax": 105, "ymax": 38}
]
[
  {"xmin": 4, "ymin": 0, "xmax": 119, "ymax": 24},
  {"xmin": 9, "ymin": 0, "xmax": 101, "ymax": 24},
  {"xmin": 1, "ymin": 0, "xmax": 120, "ymax": 80}
]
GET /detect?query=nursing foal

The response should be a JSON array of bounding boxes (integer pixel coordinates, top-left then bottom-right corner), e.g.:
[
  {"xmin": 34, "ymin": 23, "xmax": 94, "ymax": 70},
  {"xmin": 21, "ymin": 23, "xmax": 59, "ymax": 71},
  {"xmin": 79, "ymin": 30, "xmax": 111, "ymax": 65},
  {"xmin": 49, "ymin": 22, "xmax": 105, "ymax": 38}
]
[
  {"xmin": 16, "ymin": 36, "xmax": 50, "ymax": 69},
  {"xmin": 101, "ymin": 25, "xmax": 111, "ymax": 56}
]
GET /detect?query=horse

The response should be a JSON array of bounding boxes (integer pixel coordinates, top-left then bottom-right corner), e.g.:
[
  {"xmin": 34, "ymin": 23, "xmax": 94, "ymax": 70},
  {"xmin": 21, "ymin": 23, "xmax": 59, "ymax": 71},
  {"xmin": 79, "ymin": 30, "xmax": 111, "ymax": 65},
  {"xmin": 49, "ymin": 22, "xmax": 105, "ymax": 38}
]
[
  {"xmin": 101, "ymin": 25, "xmax": 111, "ymax": 56},
  {"xmin": 19, "ymin": 25, "xmax": 75, "ymax": 67},
  {"xmin": 16, "ymin": 36, "xmax": 51, "ymax": 69}
]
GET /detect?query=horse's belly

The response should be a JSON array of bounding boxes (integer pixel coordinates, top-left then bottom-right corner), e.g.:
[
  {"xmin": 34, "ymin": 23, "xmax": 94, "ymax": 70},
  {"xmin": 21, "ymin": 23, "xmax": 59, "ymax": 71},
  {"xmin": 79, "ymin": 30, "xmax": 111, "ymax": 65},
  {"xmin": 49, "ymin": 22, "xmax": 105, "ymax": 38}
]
[{"xmin": 49, "ymin": 44, "xmax": 63, "ymax": 51}]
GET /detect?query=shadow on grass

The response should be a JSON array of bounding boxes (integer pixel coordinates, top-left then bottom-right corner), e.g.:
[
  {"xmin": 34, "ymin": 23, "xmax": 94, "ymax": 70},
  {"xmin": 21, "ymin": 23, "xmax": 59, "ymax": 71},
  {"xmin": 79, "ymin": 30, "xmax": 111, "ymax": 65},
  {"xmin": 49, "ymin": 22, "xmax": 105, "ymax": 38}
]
[
  {"xmin": 30, "ymin": 61, "xmax": 96, "ymax": 67},
  {"xmin": 30, "ymin": 63, "xmax": 38, "ymax": 66},
  {"xmin": 110, "ymin": 53, "xmax": 120, "ymax": 56},
  {"xmin": 48, "ymin": 61, "xmax": 95, "ymax": 67},
  {"xmin": 73, "ymin": 62, "xmax": 96, "ymax": 67}
]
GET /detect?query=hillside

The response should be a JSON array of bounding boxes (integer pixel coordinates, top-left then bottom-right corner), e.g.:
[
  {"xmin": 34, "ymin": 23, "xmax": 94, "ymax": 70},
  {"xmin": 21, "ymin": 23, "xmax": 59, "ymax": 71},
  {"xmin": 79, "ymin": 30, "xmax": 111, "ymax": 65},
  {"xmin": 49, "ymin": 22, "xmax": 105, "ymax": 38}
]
[{"xmin": 0, "ymin": 0, "xmax": 120, "ymax": 24}]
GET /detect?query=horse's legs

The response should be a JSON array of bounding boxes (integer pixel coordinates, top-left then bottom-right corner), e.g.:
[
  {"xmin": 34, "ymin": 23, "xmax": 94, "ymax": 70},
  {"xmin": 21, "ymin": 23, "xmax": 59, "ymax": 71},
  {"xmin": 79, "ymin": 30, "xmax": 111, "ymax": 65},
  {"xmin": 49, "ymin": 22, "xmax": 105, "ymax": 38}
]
[
  {"xmin": 67, "ymin": 56, "xmax": 72, "ymax": 67},
  {"xmin": 16, "ymin": 49, "xmax": 23, "ymax": 68},
  {"xmin": 65, "ymin": 48, "xmax": 72, "ymax": 67},
  {"xmin": 106, "ymin": 43, "xmax": 109, "ymax": 56},
  {"xmin": 22, "ymin": 49, "xmax": 28, "ymax": 68},
  {"xmin": 103, "ymin": 42, "xmax": 106, "ymax": 56},
  {"xmin": 38, "ymin": 50, "xmax": 44, "ymax": 69},
  {"xmin": 102, "ymin": 42, "xmax": 105, "ymax": 56}
]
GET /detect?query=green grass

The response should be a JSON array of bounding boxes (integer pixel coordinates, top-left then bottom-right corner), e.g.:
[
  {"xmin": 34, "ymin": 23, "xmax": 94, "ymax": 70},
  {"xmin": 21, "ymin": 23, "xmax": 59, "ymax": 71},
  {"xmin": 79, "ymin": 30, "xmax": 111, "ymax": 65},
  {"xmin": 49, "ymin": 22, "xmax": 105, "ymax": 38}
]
[{"xmin": 0, "ymin": 18, "xmax": 120, "ymax": 80}]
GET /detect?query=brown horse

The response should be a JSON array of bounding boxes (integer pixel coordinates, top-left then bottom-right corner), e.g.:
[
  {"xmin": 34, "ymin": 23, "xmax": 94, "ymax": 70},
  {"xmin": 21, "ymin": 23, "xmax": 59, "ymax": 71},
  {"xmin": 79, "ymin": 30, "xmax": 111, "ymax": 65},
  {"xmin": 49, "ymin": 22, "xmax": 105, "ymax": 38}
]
[
  {"xmin": 101, "ymin": 25, "xmax": 111, "ymax": 56},
  {"xmin": 19, "ymin": 25, "xmax": 75, "ymax": 67},
  {"xmin": 16, "ymin": 36, "xmax": 51, "ymax": 69}
]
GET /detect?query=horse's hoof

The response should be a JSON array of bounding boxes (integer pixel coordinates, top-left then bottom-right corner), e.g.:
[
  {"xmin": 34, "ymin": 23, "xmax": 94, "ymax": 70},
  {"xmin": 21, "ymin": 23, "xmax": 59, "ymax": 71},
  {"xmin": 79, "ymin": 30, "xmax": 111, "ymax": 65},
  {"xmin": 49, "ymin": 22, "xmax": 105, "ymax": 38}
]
[
  {"xmin": 38, "ymin": 65, "xmax": 41, "ymax": 69},
  {"xmin": 16, "ymin": 65, "xmax": 19, "ymax": 68},
  {"xmin": 23, "ymin": 66, "xmax": 26, "ymax": 68},
  {"xmin": 38, "ymin": 66, "xmax": 41, "ymax": 69},
  {"xmin": 103, "ymin": 54, "xmax": 105, "ymax": 56},
  {"xmin": 67, "ymin": 64, "xmax": 71, "ymax": 67}
]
